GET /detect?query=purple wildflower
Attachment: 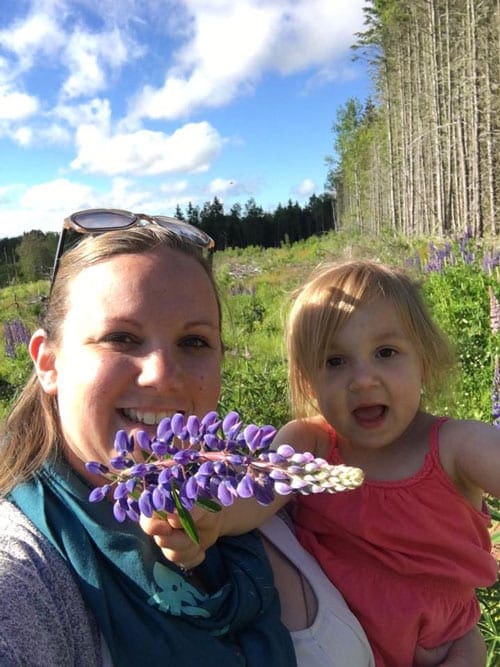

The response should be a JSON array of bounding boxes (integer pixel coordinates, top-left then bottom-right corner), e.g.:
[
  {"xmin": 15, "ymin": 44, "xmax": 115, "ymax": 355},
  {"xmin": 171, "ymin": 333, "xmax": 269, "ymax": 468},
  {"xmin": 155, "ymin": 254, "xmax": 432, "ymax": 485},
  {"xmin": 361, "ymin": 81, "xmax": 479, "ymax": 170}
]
[
  {"xmin": 493, "ymin": 356, "xmax": 500, "ymax": 429},
  {"xmin": 85, "ymin": 410, "xmax": 364, "ymax": 542},
  {"xmin": 3, "ymin": 319, "xmax": 31, "ymax": 358},
  {"xmin": 489, "ymin": 287, "xmax": 500, "ymax": 335}
]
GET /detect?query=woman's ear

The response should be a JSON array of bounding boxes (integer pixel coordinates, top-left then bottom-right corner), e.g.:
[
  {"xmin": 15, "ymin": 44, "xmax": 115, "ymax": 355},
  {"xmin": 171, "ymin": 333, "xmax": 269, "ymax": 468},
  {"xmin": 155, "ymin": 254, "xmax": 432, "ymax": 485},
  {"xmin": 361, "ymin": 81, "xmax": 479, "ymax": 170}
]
[{"xmin": 29, "ymin": 329, "xmax": 58, "ymax": 395}]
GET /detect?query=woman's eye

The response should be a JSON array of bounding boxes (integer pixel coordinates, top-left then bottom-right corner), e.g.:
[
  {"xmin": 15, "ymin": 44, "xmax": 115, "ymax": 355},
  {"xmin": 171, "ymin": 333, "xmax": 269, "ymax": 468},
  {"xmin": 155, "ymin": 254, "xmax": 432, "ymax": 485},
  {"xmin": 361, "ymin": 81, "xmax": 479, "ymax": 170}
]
[
  {"xmin": 102, "ymin": 332, "xmax": 139, "ymax": 346},
  {"xmin": 181, "ymin": 335, "xmax": 209, "ymax": 349},
  {"xmin": 378, "ymin": 347, "xmax": 397, "ymax": 359}
]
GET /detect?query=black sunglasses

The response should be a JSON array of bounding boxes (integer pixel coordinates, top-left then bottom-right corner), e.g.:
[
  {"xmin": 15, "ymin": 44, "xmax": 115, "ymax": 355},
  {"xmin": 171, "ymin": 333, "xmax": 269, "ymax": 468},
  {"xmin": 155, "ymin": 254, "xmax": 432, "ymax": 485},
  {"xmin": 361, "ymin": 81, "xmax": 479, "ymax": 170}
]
[{"xmin": 50, "ymin": 208, "xmax": 215, "ymax": 287}]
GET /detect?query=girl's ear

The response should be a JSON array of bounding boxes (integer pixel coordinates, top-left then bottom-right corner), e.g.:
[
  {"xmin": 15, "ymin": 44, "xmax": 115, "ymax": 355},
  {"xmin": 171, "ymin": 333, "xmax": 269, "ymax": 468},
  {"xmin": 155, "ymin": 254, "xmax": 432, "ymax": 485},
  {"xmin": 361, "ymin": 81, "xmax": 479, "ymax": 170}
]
[{"xmin": 29, "ymin": 329, "xmax": 58, "ymax": 395}]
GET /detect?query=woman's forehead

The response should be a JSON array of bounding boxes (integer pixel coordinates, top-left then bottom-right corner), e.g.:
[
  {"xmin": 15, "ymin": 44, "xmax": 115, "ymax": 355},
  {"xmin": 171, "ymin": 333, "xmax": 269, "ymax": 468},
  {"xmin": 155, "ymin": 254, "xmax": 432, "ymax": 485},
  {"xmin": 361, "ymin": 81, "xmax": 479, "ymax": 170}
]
[{"xmin": 66, "ymin": 248, "xmax": 217, "ymax": 313}]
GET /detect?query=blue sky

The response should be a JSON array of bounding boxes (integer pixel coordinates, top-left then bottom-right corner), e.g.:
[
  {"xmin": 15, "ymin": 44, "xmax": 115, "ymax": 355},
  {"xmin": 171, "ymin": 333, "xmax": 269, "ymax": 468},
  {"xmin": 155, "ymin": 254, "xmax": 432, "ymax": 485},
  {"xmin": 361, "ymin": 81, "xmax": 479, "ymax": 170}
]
[{"xmin": 0, "ymin": 0, "xmax": 371, "ymax": 238}]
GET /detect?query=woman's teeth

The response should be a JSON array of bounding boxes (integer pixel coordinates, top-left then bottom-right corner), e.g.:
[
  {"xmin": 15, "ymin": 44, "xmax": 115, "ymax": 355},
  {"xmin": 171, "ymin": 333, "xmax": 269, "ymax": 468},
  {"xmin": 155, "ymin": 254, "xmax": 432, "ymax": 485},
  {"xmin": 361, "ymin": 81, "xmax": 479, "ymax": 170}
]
[{"xmin": 121, "ymin": 408, "xmax": 170, "ymax": 425}]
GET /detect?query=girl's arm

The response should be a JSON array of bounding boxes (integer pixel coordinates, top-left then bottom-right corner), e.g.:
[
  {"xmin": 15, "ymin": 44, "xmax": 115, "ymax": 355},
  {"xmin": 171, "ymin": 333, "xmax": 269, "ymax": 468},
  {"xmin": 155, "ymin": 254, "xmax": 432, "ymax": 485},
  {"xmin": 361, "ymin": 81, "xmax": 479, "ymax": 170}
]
[
  {"xmin": 442, "ymin": 419, "xmax": 500, "ymax": 503},
  {"xmin": 140, "ymin": 419, "xmax": 319, "ymax": 568},
  {"xmin": 414, "ymin": 626, "xmax": 486, "ymax": 667}
]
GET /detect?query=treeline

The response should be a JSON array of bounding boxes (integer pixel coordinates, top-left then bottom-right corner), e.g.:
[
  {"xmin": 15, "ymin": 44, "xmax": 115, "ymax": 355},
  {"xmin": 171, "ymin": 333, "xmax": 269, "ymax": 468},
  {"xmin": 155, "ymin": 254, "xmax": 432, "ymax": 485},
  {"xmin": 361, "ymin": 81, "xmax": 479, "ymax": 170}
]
[
  {"xmin": 0, "ymin": 194, "xmax": 334, "ymax": 287},
  {"xmin": 329, "ymin": 0, "xmax": 498, "ymax": 238}
]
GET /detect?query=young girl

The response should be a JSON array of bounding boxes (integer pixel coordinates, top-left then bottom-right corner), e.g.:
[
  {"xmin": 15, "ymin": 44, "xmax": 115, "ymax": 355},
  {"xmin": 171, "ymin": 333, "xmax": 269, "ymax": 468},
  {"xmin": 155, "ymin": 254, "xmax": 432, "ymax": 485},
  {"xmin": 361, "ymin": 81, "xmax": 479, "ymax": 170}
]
[{"xmin": 270, "ymin": 259, "xmax": 499, "ymax": 666}]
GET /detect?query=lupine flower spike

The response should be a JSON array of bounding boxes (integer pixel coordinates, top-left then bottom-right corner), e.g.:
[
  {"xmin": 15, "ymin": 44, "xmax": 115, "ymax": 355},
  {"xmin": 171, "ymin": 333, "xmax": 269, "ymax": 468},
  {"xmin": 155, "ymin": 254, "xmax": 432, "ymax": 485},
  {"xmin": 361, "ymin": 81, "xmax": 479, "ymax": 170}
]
[
  {"xmin": 489, "ymin": 287, "xmax": 500, "ymax": 429},
  {"xmin": 3, "ymin": 319, "xmax": 31, "ymax": 358},
  {"xmin": 489, "ymin": 287, "xmax": 500, "ymax": 335},
  {"xmin": 86, "ymin": 411, "xmax": 364, "ymax": 543}
]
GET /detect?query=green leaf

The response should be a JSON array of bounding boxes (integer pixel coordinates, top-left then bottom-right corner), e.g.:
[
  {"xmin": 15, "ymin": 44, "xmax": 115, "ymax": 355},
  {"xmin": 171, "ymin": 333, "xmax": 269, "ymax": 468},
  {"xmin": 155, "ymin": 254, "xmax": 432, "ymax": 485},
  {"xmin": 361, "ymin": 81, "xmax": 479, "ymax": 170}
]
[
  {"xmin": 196, "ymin": 497, "xmax": 222, "ymax": 513},
  {"xmin": 172, "ymin": 486, "xmax": 199, "ymax": 544}
]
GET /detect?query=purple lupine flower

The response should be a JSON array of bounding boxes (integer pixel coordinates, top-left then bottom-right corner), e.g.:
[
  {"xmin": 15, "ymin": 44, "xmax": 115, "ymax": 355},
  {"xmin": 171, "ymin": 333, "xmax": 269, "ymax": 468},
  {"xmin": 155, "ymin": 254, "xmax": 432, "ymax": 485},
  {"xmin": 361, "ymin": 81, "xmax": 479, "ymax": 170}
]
[
  {"xmin": 85, "ymin": 410, "xmax": 364, "ymax": 543},
  {"xmin": 489, "ymin": 287, "xmax": 500, "ymax": 335},
  {"xmin": 3, "ymin": 319, "xmax": 31, "ymax": 358},
  {"xmin": 89, "ymin": 485, "xmax": 111, "ymax": 502},
  {"xmin": 113, "ymin": 499, "xmax": 128, "ymax": 522},
  {"xmin": 86, "ymin": 461, "xmax": 109, "ymax": 476},
  {"xmin": 114, "ymin": 430, "xmax": 132, "ymax": 454},
  {"xmin": 492, "ymin": 356, "xmax": 500, "ymax": 429}
]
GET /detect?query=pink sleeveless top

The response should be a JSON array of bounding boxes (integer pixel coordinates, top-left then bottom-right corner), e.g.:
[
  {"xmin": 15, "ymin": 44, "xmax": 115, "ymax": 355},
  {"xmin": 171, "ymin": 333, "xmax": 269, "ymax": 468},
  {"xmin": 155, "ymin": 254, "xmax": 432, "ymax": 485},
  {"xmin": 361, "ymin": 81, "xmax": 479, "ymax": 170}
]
[{"xmin": 293, "ymin": 418, "xmax": 498, "ymax": 667}]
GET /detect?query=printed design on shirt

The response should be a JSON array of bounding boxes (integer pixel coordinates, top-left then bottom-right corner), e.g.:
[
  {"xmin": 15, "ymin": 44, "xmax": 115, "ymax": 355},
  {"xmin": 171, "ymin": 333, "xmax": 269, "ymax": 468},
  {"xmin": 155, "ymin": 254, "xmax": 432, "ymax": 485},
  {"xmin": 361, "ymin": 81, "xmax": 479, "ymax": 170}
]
[{"xmin": 147, "ymin": 561, "xmax": 212, "ymax": 617}]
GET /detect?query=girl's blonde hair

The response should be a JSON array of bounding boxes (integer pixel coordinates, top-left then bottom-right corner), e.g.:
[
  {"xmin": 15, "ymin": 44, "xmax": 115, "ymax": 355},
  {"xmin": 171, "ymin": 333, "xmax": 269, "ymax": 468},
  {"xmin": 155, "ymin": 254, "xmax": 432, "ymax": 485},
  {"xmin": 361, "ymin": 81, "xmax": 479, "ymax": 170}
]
[
  {"xmin": 287, "ymin": 259, "xmax": 454, "ymax": 417},
  {"xmin": 0, "ymin": 225, "xmax": 221, "ymax": 496}
]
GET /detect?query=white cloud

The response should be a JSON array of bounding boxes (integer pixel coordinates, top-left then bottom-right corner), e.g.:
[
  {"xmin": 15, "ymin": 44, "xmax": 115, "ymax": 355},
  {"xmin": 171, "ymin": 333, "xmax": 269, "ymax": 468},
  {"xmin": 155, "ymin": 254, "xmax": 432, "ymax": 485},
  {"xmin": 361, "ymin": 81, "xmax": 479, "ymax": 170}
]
[
  {"xmin": 61, "ymin": 28, "xmax": 132, "ymax": 99},
  {"xmin": 54, "ymin": 97, "xmax": 112, "ymax": 130},
  {"xmin": 267, "ymin": 2, "xmax": 364, "ymax": 75},
  {"xmin": 208, "ymin": 178, "xmax": 236, "ymax": 196},
  {"xmin": 20, "ymin": 178, "xmax": 95, "ymax": 212},
  {"xmin": 0, "ymin": 0, "xmax": 367, "ymax": 237},
  {"xmin": 12, "ymin": 127, "xmax": 34, "ymax": 146},
  {"xmin": 292, "ymin": 178, "xmax": 316, "ymax": 198},
  {"xmin": 0, "ymin": 178, "xmax": 96, "ymax": 236},
  {"xmin": 0, "ymin": 87, "xmax": 39, "ymax": 120},
  {"xmin": 160, "ymin": 180, "xmax": 189, "ymax": 194},
  {"xmin": 0, "ymin": 183, "xmax": 25, "ymax": 205},
  {"xmin": 102, "ymin": 177, "xmax": 197, "ymax": 214},
  {"xmin": 39, "ymin": 123, "xmax": 73, "ymax": 145},
  {"xmin": 0, "ymin": 10, "xmax": 64, "ymax": 73},
  {"xmin": 128, "ymin": 0, "xmax": 365, "ymax": 122},
  {"xmin": 71, "ymin": 121, "xmax": 224, "ymax": 175}
]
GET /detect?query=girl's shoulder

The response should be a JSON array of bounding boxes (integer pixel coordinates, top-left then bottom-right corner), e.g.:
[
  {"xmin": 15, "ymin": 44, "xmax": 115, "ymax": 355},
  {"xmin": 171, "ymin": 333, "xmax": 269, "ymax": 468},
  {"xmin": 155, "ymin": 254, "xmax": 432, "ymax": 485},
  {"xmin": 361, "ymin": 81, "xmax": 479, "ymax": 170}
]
[
  {"xmin": 276, "ymin": 416, "xmax": 331, "ymax": 458},
  {"xmin": 438, "ymin": 416, "xmax": 500, "ymax": 460},
  {"xmin": 437, "ymin": 417, "xmax": 500, "ymax": 503}
]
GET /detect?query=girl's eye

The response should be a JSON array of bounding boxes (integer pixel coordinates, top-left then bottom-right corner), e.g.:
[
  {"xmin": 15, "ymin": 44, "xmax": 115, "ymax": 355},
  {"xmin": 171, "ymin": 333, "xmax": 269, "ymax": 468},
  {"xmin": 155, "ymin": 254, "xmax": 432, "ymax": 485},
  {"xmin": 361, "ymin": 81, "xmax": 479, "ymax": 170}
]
[
  {"xmin": 377, "ymin": 347, "xmax": 397, "ymax": 359},
  {"xmin": 326, "ymin": 356, "xmax": 344, "ymax": 368}
]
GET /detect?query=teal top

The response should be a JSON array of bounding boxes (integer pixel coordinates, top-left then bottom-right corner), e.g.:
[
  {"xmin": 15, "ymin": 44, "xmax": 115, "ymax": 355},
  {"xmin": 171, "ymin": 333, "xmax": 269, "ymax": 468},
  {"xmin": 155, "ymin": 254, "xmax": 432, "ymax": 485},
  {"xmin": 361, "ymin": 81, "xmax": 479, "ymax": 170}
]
[{"xmin": 10, "ymin": 456, "xmax": 296, "ymax": 667}]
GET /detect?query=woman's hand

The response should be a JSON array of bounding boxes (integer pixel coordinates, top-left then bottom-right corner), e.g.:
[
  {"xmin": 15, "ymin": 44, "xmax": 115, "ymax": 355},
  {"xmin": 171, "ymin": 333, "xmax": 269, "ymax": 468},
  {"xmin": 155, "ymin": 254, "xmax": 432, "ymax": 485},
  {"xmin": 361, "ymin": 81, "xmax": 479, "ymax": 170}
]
[
  {"xmin": 140, "ymin": 496, "xmax": 286, "ymax": 569},
  {"xmin": 140, "ymin": 507, "xmax": 223, "ymax": 569}
]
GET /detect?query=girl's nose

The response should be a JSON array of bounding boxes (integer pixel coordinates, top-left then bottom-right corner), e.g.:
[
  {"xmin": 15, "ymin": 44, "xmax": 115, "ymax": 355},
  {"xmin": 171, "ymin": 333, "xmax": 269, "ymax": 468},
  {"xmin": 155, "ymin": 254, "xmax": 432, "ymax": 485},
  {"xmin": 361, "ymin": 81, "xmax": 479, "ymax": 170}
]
[
  {"xmin": 136, "ymin": 349, "xmax": 183, "ymax": 390},
  {"xmin": 348, "ymin": 361, "xmax": 379, "ymax": 391}
]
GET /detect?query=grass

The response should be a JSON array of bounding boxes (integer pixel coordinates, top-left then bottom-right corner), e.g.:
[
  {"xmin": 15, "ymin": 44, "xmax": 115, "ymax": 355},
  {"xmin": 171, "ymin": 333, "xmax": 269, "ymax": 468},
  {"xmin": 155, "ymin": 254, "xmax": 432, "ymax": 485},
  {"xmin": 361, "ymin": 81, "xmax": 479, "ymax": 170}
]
[{"xmin": 1, "ymin": 227, "xmax": 499, "ymax": 661}]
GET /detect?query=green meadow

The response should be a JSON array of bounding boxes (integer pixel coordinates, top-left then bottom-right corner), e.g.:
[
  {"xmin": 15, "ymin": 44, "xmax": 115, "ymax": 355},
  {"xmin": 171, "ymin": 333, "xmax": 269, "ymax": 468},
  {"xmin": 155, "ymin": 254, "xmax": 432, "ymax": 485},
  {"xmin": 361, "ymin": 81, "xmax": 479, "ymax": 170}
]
[{"xmin": 1, "ymin": 228, "xmax": 499, "ymax": 662}]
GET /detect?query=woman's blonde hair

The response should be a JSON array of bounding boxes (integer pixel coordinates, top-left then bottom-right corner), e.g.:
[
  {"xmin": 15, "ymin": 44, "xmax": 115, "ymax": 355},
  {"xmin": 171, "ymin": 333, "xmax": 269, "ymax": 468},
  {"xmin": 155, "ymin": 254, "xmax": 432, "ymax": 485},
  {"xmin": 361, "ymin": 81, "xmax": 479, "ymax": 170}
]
[
  {"xmin": 287, "ymin": 259, "xmax": 454, "ymax": 417},
  {"xmin": 0, "ymin": 225, "xmax": 221, "ymax": 496}
]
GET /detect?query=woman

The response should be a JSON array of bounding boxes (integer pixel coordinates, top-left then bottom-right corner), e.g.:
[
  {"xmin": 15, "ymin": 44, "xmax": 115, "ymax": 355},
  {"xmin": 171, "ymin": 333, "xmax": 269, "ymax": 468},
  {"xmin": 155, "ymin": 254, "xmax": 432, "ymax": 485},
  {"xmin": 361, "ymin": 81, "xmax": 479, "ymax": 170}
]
[{"xmin": 0, "ymin": 210, "xmax": 485, "ymax": 666}]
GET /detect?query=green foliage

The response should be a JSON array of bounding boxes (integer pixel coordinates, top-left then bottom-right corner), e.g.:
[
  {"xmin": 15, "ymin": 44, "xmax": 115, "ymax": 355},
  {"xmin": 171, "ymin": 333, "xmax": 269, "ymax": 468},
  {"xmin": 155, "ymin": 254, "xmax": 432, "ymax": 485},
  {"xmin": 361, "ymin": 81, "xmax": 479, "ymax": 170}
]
[
  {"xmin": 1, "ymin": 229, "xmax": 499, "ymax": 657},
  {"xmin": 0, "ymin": 237, "xmax": 21, "ymax": 287},
  {"xmin": 219, "ymin": 356, "xmax": 290, "ymax": 427},
  {"xmin": 16, "ymin": 230, "xmax": 57, "ymax": 282},
  {"xmin": 422, "ymin": 265, "xmax": 497, "ymax": 421},
  {"xmin": 0, "ymin": 281, "xmax": 48, "ymax": 419}
]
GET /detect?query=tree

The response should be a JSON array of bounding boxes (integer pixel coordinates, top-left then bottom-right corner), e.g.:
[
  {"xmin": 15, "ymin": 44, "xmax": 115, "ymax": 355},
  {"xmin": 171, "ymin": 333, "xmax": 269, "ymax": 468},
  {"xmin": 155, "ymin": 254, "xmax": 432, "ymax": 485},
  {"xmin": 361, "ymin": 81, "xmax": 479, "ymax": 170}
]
[
  {"xmin": 329, "ymin": 0, "xmax": 499, "ymax": 238},
  {"xmin": 16, "ymin": 230, "xmax": 56, "ymax": 281}
]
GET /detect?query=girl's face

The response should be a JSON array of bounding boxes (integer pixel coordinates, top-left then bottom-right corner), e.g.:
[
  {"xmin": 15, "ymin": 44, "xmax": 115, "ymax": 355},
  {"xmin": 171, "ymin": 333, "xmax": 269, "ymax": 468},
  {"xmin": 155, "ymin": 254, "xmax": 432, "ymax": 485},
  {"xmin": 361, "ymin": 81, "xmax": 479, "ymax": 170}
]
[
  {"xmin": 311, "ymin": 297, "xmax": 423, "ymax": 454},
  {"xmin": 32, "ymin": 247, "xmax": 222, "ymax": 482}
]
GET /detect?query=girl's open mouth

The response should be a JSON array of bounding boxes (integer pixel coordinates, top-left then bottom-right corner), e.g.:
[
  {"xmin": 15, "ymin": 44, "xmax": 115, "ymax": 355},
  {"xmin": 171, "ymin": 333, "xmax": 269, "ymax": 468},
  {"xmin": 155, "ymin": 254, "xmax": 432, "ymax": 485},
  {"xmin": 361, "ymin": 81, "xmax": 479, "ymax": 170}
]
[{"xmin": 352, "ymin": 404, "xmax": 387, "ymax": 426}]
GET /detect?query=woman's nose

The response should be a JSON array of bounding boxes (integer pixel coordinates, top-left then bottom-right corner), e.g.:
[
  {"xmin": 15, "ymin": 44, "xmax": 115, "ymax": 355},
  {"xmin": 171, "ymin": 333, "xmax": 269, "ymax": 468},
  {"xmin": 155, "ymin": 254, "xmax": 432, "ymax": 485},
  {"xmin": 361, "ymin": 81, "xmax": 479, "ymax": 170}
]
[{"xmin": 136, "ymin": 349, "xmax": 183, "ymax": 389}]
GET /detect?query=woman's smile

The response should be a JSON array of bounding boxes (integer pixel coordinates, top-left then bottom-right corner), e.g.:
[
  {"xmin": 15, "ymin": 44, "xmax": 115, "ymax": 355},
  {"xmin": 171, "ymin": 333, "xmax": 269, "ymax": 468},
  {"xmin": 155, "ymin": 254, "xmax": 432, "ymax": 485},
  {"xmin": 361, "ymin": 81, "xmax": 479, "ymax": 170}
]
[{"xmin": 49, "ymin": 246, "xmax": 222, "ymax": 481}]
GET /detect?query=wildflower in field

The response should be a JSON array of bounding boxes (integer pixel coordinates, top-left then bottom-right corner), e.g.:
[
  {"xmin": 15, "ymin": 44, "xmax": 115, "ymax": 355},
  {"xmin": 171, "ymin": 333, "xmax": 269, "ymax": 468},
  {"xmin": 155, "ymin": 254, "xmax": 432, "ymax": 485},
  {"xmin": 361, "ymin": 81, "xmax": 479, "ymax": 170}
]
[
  {"xmin": 489, "ymin": 287, "xmax": 500, "ymax": 335},
  {"xmin": 483, "ymin": 249, "xmax": 500, "ymax": 275},
  {"xmin": 489, "ymin": 288, "xmax": 500, "ymax": 429},
  {"xmin": 3, "ymin": 319, "xmax": 31, "ymax": 358},
  {"xmin": 86, "ymin": 410, "xmax": 364, "ymax": 542},
  {"xmin": 458, "ymin": 228, "xmax": 474, "ymax": 265},
  {"xmin": 492, "ymin": 357, "xmax": 500, "ymax": 429}
]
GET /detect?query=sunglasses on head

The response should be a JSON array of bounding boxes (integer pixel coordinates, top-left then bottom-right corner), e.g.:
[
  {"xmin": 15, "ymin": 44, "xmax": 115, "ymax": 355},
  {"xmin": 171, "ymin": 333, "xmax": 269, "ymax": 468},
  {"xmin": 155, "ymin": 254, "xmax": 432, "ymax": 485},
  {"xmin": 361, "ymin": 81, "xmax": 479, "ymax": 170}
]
[{"xmin": 50, "ymin": 208, "xmax": 215, "ymax": 288}]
